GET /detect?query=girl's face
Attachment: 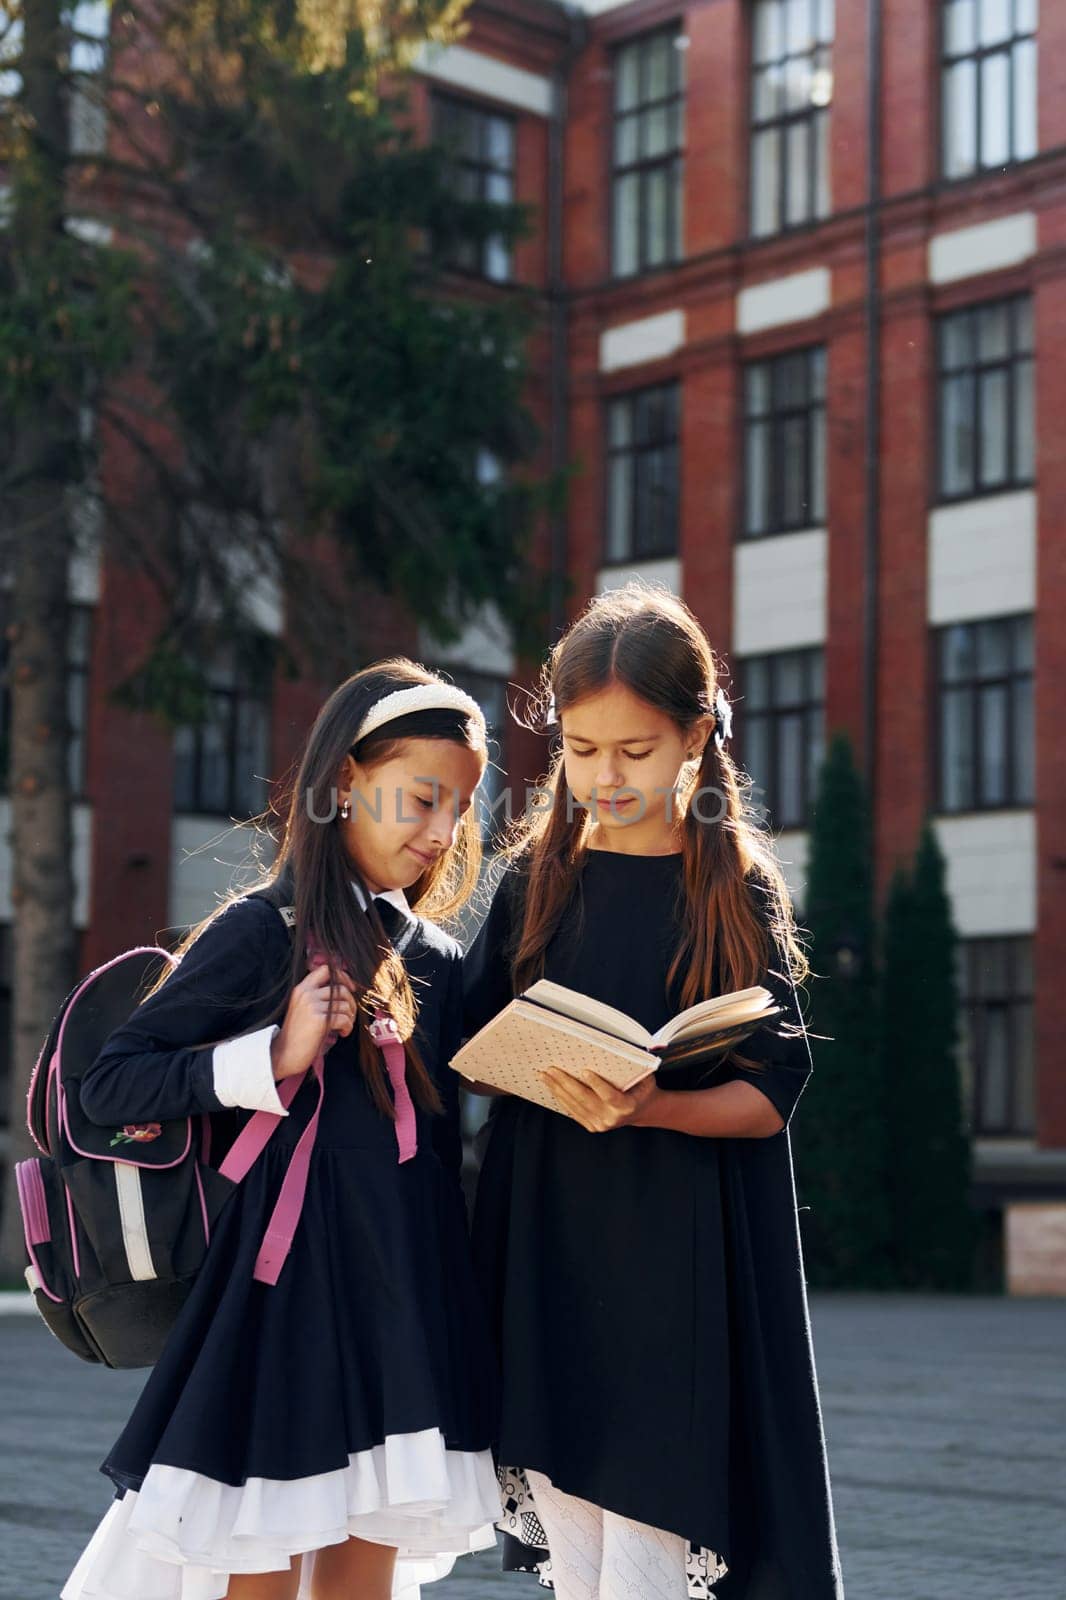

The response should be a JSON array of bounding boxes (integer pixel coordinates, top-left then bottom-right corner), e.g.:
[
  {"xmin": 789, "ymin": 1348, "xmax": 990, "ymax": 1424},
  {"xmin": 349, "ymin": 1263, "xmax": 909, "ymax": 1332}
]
[
  {"xmin": 339, "ymin": 738, "xmax": 485, "ymax": 894},
  {"xmin": 560, "ymin": 682, "xmax": 713, "ymax": 852}
]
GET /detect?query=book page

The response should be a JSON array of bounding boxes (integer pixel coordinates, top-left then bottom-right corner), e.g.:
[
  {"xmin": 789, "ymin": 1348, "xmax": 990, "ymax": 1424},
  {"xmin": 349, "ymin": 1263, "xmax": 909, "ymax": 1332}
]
[
  {"xmin": 651, "ymin": 986, "xmax": 776, "ymax": 1047},
  {"xmin": 521, "ymin": 979, "xmax": 652, "ymax": 1048},
  {"xmin": 656, "ymin": 1020, "xmax": 776, "ymax": 1072}
]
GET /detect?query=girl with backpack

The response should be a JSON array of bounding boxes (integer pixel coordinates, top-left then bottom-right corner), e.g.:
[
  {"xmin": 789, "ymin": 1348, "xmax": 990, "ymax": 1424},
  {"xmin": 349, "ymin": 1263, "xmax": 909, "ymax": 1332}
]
[
  {"xmin": 463, "ymin": 586, "xmax": 844, "ymax": 1600},
  {"xmin": 63, "ymin": 659, "xmax": 501, "ymax": 1600}
]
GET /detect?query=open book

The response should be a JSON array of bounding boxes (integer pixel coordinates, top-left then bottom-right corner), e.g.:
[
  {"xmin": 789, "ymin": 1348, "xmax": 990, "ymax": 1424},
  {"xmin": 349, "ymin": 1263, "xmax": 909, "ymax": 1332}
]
[{"xmin": 450, "ymin": 979, "xmax": 781, "ymax": 1114}]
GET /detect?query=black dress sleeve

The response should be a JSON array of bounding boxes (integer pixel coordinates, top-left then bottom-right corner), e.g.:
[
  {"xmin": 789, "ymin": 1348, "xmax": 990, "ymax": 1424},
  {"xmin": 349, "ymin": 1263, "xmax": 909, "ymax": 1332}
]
[
  {"xmin": 79, "ymin": 897, "xmax": 291, "ymax": 1126},
  {"xmin": 716, "ymin": 879, "xmax": 814, "ymax": 1129},
  {"xmin": 718, "ymin": 961, "xmax": 813, "ymax": 1129},
  {"xmin": 461, "ymin": 865, "xmax": 526, "ymax": 1040}
]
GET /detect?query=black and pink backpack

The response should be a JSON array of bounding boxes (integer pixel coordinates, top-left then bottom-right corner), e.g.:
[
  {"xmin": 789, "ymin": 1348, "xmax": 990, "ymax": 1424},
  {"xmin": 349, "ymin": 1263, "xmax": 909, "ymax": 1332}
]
[
  {"xmin": 14, "ymin": 941, "xmax": 272, "ymax": 1369},
  {"xmin": 17, "ymin": 945, "xmax": 224, "ymax": 1368},
  {"xmin": 15, "ymin": 903, "xmax": 410, "ymax": 1370}
]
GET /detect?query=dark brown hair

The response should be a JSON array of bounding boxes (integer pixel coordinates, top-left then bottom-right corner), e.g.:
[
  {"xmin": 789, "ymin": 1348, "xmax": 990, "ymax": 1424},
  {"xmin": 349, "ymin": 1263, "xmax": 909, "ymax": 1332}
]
[
  {"xmin": 502, "ymin": 585, "xmax": 809, "ymax": 1019},
  {"xmin": 152, "ymin": 658, "xmax": 487, "ymax": 1119}
]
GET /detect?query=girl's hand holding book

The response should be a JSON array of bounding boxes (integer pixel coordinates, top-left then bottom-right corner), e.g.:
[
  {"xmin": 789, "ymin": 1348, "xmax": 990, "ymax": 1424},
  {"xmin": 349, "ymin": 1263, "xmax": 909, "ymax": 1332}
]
[
  {"xmin": 537, "ymin": 1066, "xmax": 661, "ymax": 1133},
  {"xmin": 452, "ymin": 980, "xmax": 779, "ymax": 1113},
  {"xmin": 271, "ymin": 965, "xmax": 358, "ymax": 1081}
]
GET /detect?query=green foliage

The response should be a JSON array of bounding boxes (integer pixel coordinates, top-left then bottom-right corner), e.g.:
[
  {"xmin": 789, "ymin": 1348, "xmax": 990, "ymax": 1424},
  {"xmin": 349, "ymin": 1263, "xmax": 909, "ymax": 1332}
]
[
  {"xmin": 794, "ymin": 732, "xmax": 893, "ymax": 1288},
  {"xmin": 111, "ymin": 639, "xmax": 218, "ymax": 726},
  {"xmin": 880, "ymin": 824, "xmax": 974, "ymax": 1289},
  {"xmin": 0, "ymin": 235, "xmax": 135, "ymax": 423},
  {"xmin": 155, "ymin": 237, "xmax": 307, "ymax": 435},
  {"xmin": 140, "ymin": 5, "xmax": 552, "ymax": 669},
  {"xmin": 173, "ymin": 0, "xmax": 472, "ymax": 89},
  {"xmin": 112, "ymin": 626, "xmax": 283, "ymax": 726},
  {"xmin": 797, "ymin": 750, "xmax": 975, "ymax": 1291},
  {"xmin": 302, "ymin": 274, "xmax": 547, "ymax": 647},
  {"xmin": 2, "ymin": 0, "xmax": 552, "ymax": 714}
]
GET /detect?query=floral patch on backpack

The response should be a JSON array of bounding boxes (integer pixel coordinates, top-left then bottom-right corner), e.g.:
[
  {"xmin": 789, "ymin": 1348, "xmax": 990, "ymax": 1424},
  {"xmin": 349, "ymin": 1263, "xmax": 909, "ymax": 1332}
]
[{"xmin": 110, "ymin": 1123, "xmax": 163, "ymax": 1147}]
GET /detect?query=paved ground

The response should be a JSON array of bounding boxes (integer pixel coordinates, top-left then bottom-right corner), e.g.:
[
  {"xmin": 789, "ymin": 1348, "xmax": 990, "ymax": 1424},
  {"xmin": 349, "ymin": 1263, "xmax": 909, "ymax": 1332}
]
[{"xmin": 1, "ymin": 1293, "xmax": 1063, "ymax": 1600}]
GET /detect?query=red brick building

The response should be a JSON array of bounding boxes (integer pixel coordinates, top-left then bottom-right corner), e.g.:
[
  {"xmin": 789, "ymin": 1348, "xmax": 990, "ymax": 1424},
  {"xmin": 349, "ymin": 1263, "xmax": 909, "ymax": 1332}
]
[
  {"xmin": 3, "ymin": 0, "xmax": 1064, "ymax": 1288},
  {"xmin": 408, "ymin": 0, "xmax": 1066, "ymax": 1288}
]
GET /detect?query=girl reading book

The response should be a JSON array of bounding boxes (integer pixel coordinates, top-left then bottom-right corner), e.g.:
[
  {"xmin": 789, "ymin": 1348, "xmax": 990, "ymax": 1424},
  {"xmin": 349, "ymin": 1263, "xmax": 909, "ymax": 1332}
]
[
  {"xmin": 463, "ymin": 585, "xmax": 844, "ymax": 1600},
  {"xmin": 64, "ymin": 660, "xmax": 502, "ymax": 1600}
]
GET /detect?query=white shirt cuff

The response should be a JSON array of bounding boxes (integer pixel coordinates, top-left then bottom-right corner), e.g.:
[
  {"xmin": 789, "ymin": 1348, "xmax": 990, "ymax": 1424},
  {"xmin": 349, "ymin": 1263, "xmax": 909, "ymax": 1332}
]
[{"xmin": 212, "ymin": 1026, "xmax": 288, "ymax": 1115}]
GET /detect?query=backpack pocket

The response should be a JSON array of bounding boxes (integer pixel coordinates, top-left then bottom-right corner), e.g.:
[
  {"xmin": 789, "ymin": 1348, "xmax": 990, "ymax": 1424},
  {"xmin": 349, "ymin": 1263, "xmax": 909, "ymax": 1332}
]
[
  {"xmin": 15, "ymin": 1159, "xmax": 100, "ymax": 1364},
  {"xmin": 75, "ymin": 1274, "xmax": 203, "ymax": 1369},
  {"xmin": 15, "ymin": 1158, "xmax": 75, "ymax": 1302},
  {"xmin": 59, "ymin": 1158, "xmax": 238, "ymax": 1369},
  {"xmin": 26, "ymin": 1269, "xmax": 102, "ymax": 1364},
  {"xmin": 63, "ymin": 1157, "xmax": 235, "ymax": 1285}
]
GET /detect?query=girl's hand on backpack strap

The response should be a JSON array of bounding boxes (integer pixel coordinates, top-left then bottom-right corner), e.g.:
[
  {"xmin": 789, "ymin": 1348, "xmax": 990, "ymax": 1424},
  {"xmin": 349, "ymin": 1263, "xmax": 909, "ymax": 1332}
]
[{"xmin": 271, "ymin": 965, "xmax": 358, "ymax": 1081}]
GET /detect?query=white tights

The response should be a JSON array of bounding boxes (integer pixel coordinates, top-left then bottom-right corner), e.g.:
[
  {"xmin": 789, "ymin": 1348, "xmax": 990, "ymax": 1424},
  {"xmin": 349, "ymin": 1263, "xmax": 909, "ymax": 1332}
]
[{"xmin": 524, "ymin": 1469, "xmax": 690, "ymax": 1600}]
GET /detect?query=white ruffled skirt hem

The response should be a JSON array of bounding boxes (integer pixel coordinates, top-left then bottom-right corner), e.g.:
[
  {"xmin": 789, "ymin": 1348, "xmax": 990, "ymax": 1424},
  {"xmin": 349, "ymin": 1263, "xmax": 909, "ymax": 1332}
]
[{"xmin": 62, "ymin": 1429, "xmax": 501, "ymax": 1600}]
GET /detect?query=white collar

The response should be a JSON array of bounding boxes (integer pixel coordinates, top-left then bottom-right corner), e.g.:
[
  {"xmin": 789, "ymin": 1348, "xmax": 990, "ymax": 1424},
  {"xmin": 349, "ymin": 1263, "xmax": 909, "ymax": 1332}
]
[{"xmin": 350, "ymin": 881, "xmax": 415, "ymax": 923}]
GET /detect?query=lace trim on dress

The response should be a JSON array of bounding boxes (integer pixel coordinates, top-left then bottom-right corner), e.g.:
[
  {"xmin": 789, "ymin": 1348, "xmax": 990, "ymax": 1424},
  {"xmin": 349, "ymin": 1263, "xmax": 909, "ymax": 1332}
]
[{"xmin": 496, "ymin": 1465, "xmax": 728, "ymax": 1599}]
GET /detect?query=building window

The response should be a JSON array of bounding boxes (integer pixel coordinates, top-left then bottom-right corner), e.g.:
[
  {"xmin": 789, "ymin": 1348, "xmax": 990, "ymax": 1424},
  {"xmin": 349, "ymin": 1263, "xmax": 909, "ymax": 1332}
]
[
  {"xmin": 605, "ymin": 382, "xmax": 680, "ymax": 563},
  {"xmin": 750, "ymin": 0, "xmax": 834, "ymax": 239},
  {"xmin": 937, "ymin": 614, "xmax": 1033, "ymax": 812},
  {"xmin": 942, "ymin": 0, "xmax": 1038, "ymax": 180},
  {"xmin": 433, "ymin": 94, "xmax": 516, "ymax": 283},
  {"xmin": 612, "ymin": 28, "xmax": 685, "ymax": 278},
  {"xmin": 958, "ymin": 937, "xmax": 1034, "ymax": 1135},
  {"xmin": 173, "ymin": 642, "xmax": 272, "ymax": 819},
  {"xmin": 0, "ymin": 603, "xmax": 92, "ymax": 796},
  {"xmin": 69, "ymin": 1, "xmax": 111, "ymax": 156},
  {"xmin": 744, "ymin": 346, "xmax": 826, "ymax": 537},
  {"xmin": 739, "ymin": 648, "xmax": 824, "ymax": 828},
  {"xmin": 937, "ymin": 297, "xmax": 1034, "ymax": 501},
  {"xmin": 0, "ymin": 4, "xmax": 110, "ymax": 153}
]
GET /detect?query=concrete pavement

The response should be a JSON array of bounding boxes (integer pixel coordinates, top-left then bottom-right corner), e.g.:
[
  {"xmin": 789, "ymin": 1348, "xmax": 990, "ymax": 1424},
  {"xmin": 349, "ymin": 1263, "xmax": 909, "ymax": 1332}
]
[{"xmin": 1, "ymin": 1294, "xmax": 1063, "ymax": 1600}]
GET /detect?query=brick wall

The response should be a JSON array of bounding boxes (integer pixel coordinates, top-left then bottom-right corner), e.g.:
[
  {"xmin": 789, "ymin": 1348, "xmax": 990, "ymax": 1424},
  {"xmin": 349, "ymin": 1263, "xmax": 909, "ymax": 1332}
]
[
  {"xmin": 550, "ymin": 0, "xmax": 1065, "ymax": 1188},
  {"xmin": 61, "ymin": 0, "xmax": 1066, "ymax": 1184}
]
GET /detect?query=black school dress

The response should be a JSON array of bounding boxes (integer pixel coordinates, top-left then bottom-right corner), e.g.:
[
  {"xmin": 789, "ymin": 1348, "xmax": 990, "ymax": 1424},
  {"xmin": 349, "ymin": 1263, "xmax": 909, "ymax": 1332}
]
[
  {"xmin": 63, "ymin": 891, "xmax": 501, "ymax": 1600},
  {"xmin": 464, "ymin": 850, "xmax": 844, "ymax": 1600}
]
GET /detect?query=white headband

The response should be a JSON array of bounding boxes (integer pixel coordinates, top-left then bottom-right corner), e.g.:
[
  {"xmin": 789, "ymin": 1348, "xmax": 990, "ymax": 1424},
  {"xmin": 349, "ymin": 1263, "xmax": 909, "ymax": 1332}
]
[{"xmin": 352, "ymin": 683, "xmax": 486, "ymax": 746}]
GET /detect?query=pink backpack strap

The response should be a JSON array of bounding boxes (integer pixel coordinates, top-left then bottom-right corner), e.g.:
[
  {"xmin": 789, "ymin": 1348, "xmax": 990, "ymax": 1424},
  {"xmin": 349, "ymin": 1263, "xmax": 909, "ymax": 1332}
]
[
  {"xmin": 305, "ymin": 933, "xmax": 416, "ymax": 1163},
  {"xmin": 217, "ymin": 1070, "xmax": 306, "ymax": 1184},
  {"xmin": 369, "ymin": 1013, "xmax": 418, "ymax": 1163},
  {"xmin": 213, "ymin": 1066, "xmax": 315, "ymax": 1286},
  {"xmin": 249, "ymin": 1054, "xmax": 325, "ymax": 1285},
  {"xmin": 214, "ymin": 935, "xmax": 418, "ymax": 1287}
]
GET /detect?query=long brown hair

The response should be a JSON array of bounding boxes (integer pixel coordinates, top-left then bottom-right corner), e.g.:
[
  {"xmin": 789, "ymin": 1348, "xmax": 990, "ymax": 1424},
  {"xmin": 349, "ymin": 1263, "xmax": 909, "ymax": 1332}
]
[
  {"xmin": 152, "ymin": 658, "xmax": 487, "ymax": 1119},
  {"xmin": 502, "ymin": 586, "xmax": 809, "ymax": 1017}
]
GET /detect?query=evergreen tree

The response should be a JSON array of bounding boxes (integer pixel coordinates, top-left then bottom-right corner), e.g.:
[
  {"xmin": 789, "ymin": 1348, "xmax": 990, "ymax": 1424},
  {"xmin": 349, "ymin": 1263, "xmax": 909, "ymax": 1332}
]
[
  {"xmin": 881, "ymin": 824, "xmax": 974, "ymax": 1289},
  {"xmin": 794, "ymin": 732, "xmax": 892, "ymax": 1287},
  {"xmin": 0, "ymin": 0, "xmax": 552, "ymax": 1278}
]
